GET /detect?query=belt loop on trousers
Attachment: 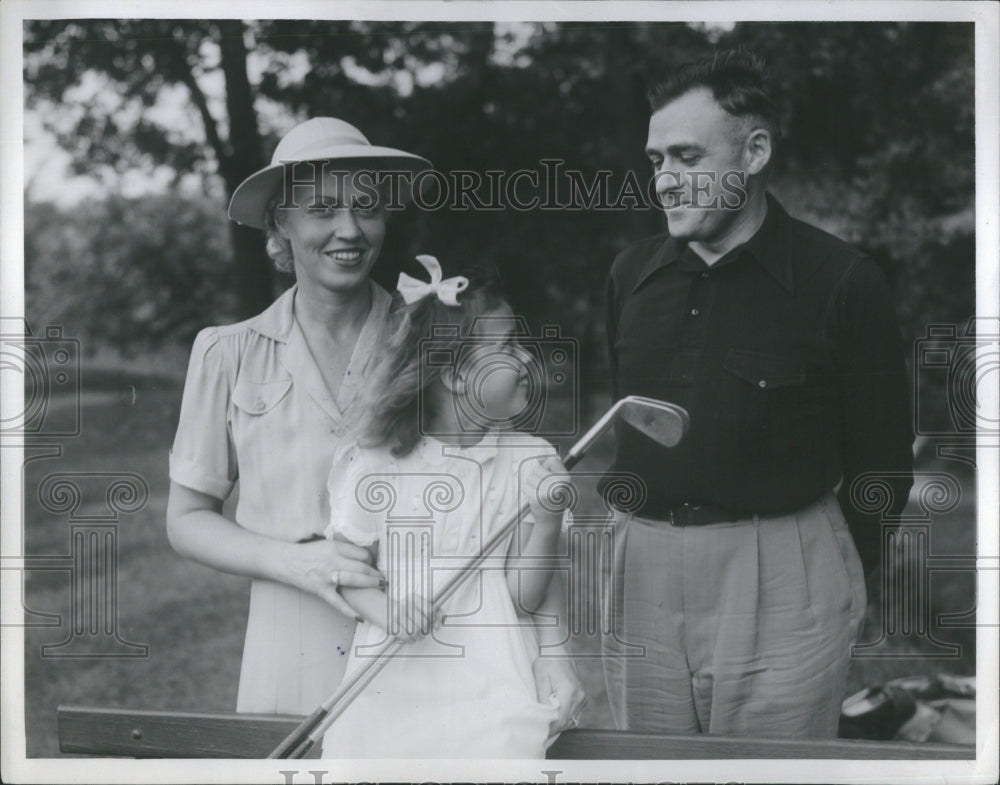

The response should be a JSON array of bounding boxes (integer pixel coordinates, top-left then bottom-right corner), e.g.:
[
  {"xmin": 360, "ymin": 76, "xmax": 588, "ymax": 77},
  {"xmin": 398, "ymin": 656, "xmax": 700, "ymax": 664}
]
[{"xmin": 752, "ymin": 512, "xmax": 760, "ymax": 526}]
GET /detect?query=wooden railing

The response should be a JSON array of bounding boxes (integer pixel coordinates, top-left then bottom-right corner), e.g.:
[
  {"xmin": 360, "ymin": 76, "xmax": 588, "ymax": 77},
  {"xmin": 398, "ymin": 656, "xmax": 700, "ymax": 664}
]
[{"xmin": 57, "ymin": 706, "xmax": 975, "ymax": 760}]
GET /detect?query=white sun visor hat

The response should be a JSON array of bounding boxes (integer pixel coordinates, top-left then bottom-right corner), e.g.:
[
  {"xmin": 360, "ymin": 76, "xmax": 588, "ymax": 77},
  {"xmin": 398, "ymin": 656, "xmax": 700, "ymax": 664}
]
[{"xmin": 227, "ymin": 117, "xmax": 433, "ymax": 229}]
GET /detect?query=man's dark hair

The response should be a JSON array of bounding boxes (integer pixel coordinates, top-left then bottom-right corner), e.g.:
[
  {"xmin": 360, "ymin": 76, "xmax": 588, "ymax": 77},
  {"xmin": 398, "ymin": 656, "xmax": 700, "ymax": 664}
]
[{"xmin": 647, "ymin": 47, "xmax": 781, "ymax": 144}]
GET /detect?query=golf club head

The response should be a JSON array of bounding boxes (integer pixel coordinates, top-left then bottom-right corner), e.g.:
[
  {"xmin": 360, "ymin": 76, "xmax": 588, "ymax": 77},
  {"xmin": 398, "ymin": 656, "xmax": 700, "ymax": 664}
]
[{"xmin": 618, "ymin": 395, "xmax": 689, "ymax": 448}]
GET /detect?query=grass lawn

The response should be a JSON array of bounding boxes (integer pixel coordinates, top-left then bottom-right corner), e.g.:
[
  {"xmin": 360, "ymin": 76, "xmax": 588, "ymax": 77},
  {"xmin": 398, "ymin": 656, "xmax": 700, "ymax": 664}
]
[
  {"xmin": 21, "ymin": 359, "xmax": 251, "ymax": 757},
  {"xmin": 18, "ymin": 358, "xmax": 977, "ymax": 757}
]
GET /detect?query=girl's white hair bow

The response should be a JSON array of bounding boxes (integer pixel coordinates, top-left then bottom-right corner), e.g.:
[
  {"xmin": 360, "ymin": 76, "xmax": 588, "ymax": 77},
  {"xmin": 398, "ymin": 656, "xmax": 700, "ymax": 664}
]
[{"xmin": 396, "ymin": 255, "xmax": 469, "ymax": 307}]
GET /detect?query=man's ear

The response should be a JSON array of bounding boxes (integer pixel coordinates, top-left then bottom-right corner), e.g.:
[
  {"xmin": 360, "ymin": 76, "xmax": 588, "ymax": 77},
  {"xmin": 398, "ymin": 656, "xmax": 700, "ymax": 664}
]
[
  {"xmin": 439, "ymin": 366, "xmax": 465, "ymax": 394},
  {"xmin": 744, "ymin": 127, "xmax": 773, "ymax": 176}
]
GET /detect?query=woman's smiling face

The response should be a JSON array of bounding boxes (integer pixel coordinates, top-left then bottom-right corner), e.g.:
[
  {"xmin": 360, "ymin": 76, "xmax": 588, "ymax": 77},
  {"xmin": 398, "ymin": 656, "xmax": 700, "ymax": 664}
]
[{"xmin": 276, "ymin": 166, "xmax": 387, "ymax": 293}]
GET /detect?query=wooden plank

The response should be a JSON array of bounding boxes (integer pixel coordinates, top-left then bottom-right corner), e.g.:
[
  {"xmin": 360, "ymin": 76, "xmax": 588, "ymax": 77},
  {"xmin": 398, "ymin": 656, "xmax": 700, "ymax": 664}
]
[
  {"xmin": 545, "ymin": 728, "xmax": 975, "ymax": 760},
  {"xmin": 57, "ymin": 706, "xmax": 314, "ymax": 759},
  {"xmin": 58, "ymin": 706, "xmax": 975, "ymax": 760}
]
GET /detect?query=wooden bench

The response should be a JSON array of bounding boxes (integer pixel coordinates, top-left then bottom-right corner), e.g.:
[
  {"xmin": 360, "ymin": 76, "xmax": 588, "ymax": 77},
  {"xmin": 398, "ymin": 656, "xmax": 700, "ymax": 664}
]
[{"xmin": 57, "ymin": 706, "xmax": 975, "ymax": 759}]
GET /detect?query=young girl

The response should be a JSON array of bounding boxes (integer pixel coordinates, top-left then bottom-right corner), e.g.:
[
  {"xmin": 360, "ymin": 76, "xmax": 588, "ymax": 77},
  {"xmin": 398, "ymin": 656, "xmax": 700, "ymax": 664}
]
[{"xmin": 321, "ymin": 255, "xmax": 574, "ymax": 758}]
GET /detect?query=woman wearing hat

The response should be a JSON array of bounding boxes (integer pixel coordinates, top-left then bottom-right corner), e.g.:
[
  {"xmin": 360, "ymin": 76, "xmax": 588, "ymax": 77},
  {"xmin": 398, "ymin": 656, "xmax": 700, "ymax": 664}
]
[{"xmin": 165, "ymin": 118, "xmax": 430, "ymax": 714}]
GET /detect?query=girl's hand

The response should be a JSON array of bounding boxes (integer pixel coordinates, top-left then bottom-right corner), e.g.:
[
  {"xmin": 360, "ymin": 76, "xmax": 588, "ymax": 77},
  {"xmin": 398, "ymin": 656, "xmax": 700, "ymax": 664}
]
[
  {"xmin": 534, "ymin": 652, "xmax": 587, "ymax": 736},
  {"xmin": 388, "ymin": 592, "xmax": 437, "ymax": 643},
  {"xmin": 522, "ymin": 454, "xmax": 573, "ymax": 527},
  {"xmin": 281, "ymin": 538, "xmax": 384, "ymax": 620}
]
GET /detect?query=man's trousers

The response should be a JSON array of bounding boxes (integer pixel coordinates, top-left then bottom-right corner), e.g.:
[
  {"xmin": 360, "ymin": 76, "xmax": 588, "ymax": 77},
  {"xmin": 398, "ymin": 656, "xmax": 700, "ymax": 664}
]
[{"xmin": 601, "ymin": 492, "xmax": 867, "ymax": 737}]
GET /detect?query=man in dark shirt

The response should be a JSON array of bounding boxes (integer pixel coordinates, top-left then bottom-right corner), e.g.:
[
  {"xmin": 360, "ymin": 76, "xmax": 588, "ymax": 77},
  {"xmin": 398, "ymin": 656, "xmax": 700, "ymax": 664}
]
[{"xmin": 602, "ymin": 48, "xmax": 913, "ymax": 738}]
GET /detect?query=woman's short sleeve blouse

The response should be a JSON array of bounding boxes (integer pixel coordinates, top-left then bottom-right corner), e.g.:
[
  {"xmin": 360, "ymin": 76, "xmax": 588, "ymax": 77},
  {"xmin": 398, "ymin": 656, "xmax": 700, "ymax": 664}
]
[
  {"xmin": 169, "ymin": 326, "xmax": 239, "ymax": 500},
  {"xmin": 168, "ymin": 281, "xmax": 391, "ymax": 541}
]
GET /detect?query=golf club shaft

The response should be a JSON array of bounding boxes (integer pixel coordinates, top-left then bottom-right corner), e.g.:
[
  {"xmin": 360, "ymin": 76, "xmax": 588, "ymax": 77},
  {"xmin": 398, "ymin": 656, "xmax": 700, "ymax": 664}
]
[
  {"xmin": 270, "ymin": 454, "xmax": 595, "ymax": 758},
  {"xmin": 275, "ymin": 495, "xmax": 541, "ymax": 758},
  {"xmin": 292, "ymin": 456, "xmax": 590, "ymax": 755}
]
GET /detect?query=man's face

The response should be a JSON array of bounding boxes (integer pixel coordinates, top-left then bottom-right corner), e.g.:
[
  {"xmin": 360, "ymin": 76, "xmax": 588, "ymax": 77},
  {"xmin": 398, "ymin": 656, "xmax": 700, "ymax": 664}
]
[{"xmin": 646, "ymin": 87, "xmax": 750, "ymax": 244}]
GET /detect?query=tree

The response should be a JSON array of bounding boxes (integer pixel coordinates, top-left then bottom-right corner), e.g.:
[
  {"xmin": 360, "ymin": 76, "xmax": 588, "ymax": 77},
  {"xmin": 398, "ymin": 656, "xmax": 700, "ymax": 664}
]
[
  {"xmin": 24, "ymin": 19, "xmax": 975, "ymax": 392},
  {"xmin": 24, "ymin": 20, "xmax": 271, "ymax": 317},
  {"xmin": 23, "ymin": 19, "xmax": 515, "ymax": 318}
]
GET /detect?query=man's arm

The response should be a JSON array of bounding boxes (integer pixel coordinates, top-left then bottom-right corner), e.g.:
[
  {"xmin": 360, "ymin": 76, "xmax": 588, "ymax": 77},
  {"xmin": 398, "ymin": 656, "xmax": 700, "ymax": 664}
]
[{"xmin": 832, "ymin": 258, "xmax": 915, "ymax": 578}]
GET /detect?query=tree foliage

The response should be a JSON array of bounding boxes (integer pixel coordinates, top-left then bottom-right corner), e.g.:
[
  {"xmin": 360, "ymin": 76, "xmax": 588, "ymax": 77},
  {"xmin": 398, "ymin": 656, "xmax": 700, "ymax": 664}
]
[
  {"xmin": 24, "ymin": 20, "xmax": 975, "ymax": 399},
  {"xmin": 25, "ymin": 193, "xmax": 234, "ymax": 354}
]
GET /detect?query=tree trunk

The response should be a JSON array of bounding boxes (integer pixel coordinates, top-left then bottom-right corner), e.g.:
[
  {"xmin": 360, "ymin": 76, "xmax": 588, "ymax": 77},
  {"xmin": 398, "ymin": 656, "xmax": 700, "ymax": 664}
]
[{"xmin": 218, "ymin": 20, "xmax": 274, "ymax": 319}]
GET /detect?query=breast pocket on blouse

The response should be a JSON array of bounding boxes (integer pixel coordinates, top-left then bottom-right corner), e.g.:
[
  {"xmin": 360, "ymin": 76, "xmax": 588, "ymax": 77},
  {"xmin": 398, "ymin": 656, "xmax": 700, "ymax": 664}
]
[
  {"xmin": 721, "ymin": 349, "xmax": 807, "ymax": 442},
  {"xmin": 230, "ymin": 378, "xmax": 293, "ymax": 435}
]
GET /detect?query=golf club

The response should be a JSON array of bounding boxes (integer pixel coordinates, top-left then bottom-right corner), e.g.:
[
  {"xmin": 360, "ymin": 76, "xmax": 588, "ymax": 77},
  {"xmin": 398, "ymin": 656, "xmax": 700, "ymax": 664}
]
[{"xmin": 268, "ymin": 394, "xmax": 688, "ymax": 759}]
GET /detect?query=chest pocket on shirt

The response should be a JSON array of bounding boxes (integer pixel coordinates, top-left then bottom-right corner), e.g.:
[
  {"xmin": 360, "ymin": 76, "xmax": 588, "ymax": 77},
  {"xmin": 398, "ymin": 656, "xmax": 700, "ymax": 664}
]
[
  {"xmin": 231, "ymin": 377, "xmax": 292, "ymax": 417},
  {"xmin": 721, "ymin": 349, "xmax": 807, "ymax": 442}
]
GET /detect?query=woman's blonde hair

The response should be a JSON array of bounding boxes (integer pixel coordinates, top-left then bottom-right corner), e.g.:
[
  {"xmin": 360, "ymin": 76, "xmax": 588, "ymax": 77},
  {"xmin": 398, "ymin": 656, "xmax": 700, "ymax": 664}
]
[
  {"xmin": 262, "ymin": 193, "xmax": 294, "ymax": 273},
  {"xmin": 358, "ymin": 264, "xmax": 507, "ymax": 458}
]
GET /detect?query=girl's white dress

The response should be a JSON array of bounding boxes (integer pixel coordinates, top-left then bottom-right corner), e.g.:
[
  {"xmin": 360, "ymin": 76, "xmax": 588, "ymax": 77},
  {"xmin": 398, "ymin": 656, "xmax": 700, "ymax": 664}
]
[{"xmin": 321, "ymin": 431, "xmax": 564, "ymax": 758}]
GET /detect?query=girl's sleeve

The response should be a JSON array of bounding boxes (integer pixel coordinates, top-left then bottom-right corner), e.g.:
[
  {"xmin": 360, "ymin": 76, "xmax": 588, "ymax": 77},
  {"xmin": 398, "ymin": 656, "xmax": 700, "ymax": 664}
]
[
  {"xmin": 325, "ymin": 444, "xmax": 380, "ymax": 547},
  {"xmin": 518, "ymin": 441, "xmax": 574, "ymax": 533},
  {"xmin": 168, "ymin": 328, "xmax": 237, "ymax": 500}
]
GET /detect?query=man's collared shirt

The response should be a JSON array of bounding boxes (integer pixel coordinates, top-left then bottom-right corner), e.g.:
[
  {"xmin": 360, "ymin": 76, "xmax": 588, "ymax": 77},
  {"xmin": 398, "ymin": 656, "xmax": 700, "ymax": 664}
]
[{"xmin": 605, "ymin": 194, "xmax": 914, "ymax": 573}]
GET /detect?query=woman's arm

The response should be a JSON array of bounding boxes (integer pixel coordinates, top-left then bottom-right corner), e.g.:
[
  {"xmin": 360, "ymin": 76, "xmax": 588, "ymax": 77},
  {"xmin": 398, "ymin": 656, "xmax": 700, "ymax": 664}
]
[
  {"xmin": 339, "ymin": 586, "xmax": 434, "ymax": 643},
  {"xmin": 166, "ymin": 481, "xmax": 383, "ymax": 619},
  {"xmin": 334, "ymin": 542, "xmax": 435, "ymax": 642}
]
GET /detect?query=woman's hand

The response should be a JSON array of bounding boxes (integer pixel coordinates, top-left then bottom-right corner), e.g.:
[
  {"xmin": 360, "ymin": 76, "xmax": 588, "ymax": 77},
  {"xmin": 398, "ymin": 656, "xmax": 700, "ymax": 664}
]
[
  {"xmin": 522, "ymin": 454, "xmax": 573, "ymax": 528},
  {"xmin": 281, "ymin": 538, "xmax": 384, "ymax": 620},
  {"xmin": 534, "ymin": 651, "xmax": 587, "ymax": 736}
]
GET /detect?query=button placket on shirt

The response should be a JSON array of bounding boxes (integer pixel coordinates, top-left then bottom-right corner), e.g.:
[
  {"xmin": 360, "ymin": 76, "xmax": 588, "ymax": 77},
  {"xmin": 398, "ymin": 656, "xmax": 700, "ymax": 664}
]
[
  {"xmin": 669, "ymin": 263, "xmax": 716, "ymax": 389},
  {"xmin": 680, "ymin": 268, "xmax": 713, "ymax": 348}
]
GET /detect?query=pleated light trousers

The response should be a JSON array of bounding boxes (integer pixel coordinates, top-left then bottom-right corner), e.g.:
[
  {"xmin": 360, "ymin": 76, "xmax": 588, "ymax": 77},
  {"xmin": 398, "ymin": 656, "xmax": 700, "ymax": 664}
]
[{"xmin": 602, "ymin": 492, "xmax": 867, "ymax": 738}]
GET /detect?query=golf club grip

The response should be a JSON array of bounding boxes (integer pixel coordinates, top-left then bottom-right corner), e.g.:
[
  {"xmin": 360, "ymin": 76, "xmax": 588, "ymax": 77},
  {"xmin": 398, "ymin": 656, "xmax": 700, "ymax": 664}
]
[
  {"xmin": 267, "ymin": 705, "xmax": 327, "ymax": 758},
  {"xmin": 300, "ymin": 638, "xmax": 407, "ymax": 750},
  {"xmin": 268, "ymin": 636, "xmax": 401, "ymax": 758},
  {"xmin": 300, "ymin": 504, "xmax": 533, "ymax": 750},
  {"xmin": 286, "ymin": 737, "xmax": 316, "ymax": 759}
]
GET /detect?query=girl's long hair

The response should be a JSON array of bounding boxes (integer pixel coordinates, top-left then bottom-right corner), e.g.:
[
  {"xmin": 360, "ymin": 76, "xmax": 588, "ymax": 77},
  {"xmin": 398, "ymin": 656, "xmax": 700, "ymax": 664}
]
[{"xmin": 358, "ymin": 263, "xmax": 507, "ymax": 457}]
